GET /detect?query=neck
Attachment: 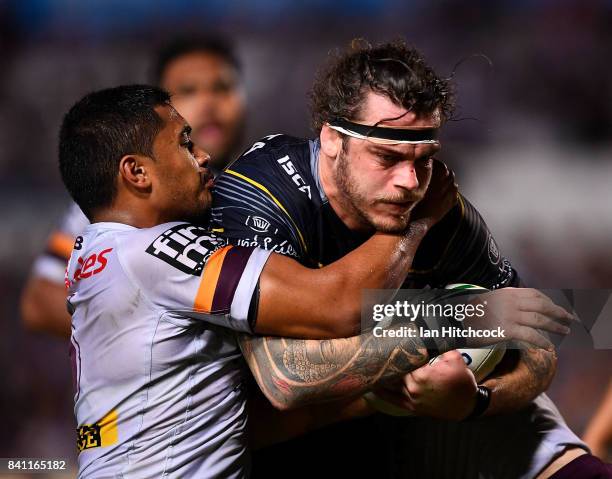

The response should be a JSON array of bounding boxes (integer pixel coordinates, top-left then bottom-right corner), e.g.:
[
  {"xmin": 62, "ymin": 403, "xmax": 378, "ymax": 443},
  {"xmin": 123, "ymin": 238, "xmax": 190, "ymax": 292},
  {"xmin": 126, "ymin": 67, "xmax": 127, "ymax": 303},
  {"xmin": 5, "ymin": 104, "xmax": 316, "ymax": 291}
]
[
  {"xmin": 92, "ymin": 203, "xmax": 162, "ymax": 229},
  {"xmin": 318, "ymin": 151, "xmax": 374, "ymax": 234}
]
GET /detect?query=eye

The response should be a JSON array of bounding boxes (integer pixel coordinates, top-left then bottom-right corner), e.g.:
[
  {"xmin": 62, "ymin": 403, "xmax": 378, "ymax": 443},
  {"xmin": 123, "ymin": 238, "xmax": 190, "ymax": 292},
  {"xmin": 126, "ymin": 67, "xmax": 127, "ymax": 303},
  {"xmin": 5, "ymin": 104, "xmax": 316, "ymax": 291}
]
[
  {"xmin": 181, "ymin": 133, "xmax": 194, "ymax": 153},
  {"xmin": 212, "ymin": 80, "xmax": 234, "ymax": 95},
  {"xmin": 376, "ymin": 152, "xmax": 397, "ymax": 164},
  {"xmin": 175, "ymin": 84, "xmax": 196, "ymax": 96}
]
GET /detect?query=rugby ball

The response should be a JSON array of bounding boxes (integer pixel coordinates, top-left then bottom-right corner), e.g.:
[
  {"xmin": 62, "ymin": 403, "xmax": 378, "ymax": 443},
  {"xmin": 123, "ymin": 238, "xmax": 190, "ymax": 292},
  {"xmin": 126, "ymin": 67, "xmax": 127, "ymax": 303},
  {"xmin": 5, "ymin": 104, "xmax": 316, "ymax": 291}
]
[
  {"xmin": 364, "ymin": 283, "xmax": 506, "ymax": 416},
  {"xmin": 430, "ymin": 283, "xmax": 506, "ymax": 383}
]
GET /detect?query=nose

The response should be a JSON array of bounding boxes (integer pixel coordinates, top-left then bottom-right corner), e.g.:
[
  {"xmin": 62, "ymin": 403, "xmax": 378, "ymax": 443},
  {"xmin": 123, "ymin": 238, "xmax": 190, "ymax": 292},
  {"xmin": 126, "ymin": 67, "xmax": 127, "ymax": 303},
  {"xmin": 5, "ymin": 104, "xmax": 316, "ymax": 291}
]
[
  {"xmin": 194, "ymin": 145, "xmax": 211, "ymax": 169},
  {"xmin": 195, "ymin": 90, "xmax": 217, "ymax": 115},
  {"xmin": 393, "ymin": 163, "xmax": 419, "ymax": 191}
]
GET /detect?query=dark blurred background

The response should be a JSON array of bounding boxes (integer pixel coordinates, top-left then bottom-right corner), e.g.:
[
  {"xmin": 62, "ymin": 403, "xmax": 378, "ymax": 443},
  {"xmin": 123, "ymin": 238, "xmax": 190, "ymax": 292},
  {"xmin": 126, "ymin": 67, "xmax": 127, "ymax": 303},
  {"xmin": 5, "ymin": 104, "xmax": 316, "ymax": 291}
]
[{"xmin": 1, "ymin": 0, "xmax": 611, "ymax": 475}]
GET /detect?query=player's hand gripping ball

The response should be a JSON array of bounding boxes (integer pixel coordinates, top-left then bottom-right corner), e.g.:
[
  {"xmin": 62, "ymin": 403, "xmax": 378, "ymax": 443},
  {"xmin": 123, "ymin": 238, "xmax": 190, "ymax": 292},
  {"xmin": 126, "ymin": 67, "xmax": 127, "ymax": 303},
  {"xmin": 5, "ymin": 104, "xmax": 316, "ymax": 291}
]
[{"xmin": 364, "ymin": 284, "xmax": 506, "ymax": 417}]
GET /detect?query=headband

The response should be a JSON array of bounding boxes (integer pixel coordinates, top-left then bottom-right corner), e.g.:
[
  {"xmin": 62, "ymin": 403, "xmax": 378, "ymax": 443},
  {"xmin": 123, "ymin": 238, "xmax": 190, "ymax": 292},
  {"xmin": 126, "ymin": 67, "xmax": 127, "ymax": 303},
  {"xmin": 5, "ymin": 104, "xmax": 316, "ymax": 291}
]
[{"xmin": 327, "ymin": 118, "xmax": 439, "ymax": 145}]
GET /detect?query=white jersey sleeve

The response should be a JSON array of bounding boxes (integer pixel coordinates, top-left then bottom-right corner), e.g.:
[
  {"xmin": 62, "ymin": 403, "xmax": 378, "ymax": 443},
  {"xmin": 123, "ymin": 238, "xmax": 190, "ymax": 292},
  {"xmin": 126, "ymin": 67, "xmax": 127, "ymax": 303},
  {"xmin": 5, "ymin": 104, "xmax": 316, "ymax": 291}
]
[
  {"xmin": 31, "ymin": 201, "xmax": 89, "ymax": 283},
  {"xmin": 118, "ymin": 222, "xmax": 271, "ymax": 333}
]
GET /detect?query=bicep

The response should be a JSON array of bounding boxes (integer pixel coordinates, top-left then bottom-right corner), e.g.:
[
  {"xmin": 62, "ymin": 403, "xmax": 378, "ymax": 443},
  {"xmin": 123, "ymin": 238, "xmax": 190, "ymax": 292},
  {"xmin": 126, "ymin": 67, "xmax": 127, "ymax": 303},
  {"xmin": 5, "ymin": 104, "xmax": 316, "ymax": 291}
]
[{"xmin": 255, "ymin": 253, "xmax": 345, "ymax": 338}]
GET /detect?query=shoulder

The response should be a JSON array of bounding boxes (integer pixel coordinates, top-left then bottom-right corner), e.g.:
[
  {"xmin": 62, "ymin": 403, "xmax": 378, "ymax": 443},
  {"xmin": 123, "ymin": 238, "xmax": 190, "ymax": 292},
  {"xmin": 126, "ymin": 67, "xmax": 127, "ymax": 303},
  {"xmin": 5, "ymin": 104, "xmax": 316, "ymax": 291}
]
[
  {"xmin": 220, "ymin": 134, "xmax": 316, "ymax": 202},
  {"xmin": 117, "ymin": 222, "xmax": 228, "ymax": 280},
  {"xmin": 232, "ymin": 133, "xmax": 311, "ymax": 167},
  {"xmin": 213, "ymin": 135, "xmax": 319, "ymax": 258}
]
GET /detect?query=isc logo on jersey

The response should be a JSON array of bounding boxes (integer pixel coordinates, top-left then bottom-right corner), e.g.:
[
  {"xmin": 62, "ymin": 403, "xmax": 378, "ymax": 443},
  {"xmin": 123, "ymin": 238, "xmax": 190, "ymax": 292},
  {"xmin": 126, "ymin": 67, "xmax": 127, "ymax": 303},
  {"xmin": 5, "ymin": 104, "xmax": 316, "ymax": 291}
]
[
  {"xmin": 277, "ymin": 155, "xmax": 312, "ymax": 199},
  {"xmin": 146, "ymin": 224, "xmax": 226, "ymax": 276},
  {"xmin": 241, "ymin": 135, "xmax": 312, "ymax": 199}
]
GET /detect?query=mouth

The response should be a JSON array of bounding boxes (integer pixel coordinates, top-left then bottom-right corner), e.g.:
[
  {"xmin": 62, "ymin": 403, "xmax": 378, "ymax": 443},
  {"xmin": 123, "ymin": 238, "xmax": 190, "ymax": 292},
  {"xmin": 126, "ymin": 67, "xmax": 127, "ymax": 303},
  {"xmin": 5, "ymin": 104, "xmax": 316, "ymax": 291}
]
[
  {"xmin": 194, "ymin": 122, "xmax": 225, "ymax": 144},
  {"xmin": 379, "ymin": 200, "xmax": 415, "ymax": 212},
  {"xmin": 200, "ymin": 168, "xmax": 215, "ymax": 189}
]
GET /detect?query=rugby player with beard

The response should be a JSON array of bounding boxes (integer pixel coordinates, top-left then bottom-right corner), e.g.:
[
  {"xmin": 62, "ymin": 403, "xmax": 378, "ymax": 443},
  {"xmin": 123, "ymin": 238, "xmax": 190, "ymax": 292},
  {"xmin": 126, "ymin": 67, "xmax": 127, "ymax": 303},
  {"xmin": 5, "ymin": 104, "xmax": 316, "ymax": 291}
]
[{"xmin": 211, "ymin": 39, "xmax": 610, "ymax": 478}]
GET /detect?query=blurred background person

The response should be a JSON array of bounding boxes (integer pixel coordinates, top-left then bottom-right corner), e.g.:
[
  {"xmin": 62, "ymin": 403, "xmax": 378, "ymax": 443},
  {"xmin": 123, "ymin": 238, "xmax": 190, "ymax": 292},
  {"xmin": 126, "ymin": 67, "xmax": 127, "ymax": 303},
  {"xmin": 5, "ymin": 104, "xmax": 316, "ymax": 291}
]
[
  {"xmin": 153, "ymin": 36, "xmax": 246, "ymax": 173},
  {"xmin": 19, "ymin": 34, "xmax": 248, "ymax": 339}
]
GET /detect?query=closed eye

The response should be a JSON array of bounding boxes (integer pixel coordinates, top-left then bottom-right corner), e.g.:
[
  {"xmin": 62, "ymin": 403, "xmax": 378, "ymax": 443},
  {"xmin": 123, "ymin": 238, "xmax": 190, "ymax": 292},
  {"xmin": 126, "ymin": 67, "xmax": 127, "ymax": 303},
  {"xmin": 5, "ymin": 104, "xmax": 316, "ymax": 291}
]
[
  {"xmin": 180, "ymin": 131, "xmax": 194, "ymax": 153},
  {"xmin": 376, "ymin": 152, "xmax": 402, "ymax": 163}
]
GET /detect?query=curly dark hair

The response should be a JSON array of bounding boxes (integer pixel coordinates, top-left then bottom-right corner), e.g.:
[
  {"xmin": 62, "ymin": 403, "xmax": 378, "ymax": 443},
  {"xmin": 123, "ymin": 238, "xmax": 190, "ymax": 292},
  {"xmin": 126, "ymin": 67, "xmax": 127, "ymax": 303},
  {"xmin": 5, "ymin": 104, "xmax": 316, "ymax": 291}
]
[{"xmin": 310, "ymin": 39, "xmax": 454, "ymax": 132}]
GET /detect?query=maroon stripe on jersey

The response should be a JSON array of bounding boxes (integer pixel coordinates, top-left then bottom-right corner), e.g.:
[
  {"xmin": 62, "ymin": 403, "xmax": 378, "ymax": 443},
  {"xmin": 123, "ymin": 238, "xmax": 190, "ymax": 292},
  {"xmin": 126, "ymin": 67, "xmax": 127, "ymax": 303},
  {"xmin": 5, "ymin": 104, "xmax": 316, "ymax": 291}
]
[
  {"xmin": 210, "ymin": 246, "xmax": 254, "ymax": 313},
  {"xmin": 550, "ymin": 454, "xmax": 612, "ymax": 479}
]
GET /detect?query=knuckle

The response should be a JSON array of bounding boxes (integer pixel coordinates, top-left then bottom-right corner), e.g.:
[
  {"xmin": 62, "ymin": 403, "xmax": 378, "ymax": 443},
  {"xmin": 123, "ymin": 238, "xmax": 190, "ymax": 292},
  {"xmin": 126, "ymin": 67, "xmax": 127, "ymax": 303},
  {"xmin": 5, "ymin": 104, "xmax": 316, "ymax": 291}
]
[
  {"xmin": 406, "ymin": 383, "xmax": 421, "ymax": 397},
  {"xmin": 536, "ymin": 298, "xmax": 548, "ymax": 312}
]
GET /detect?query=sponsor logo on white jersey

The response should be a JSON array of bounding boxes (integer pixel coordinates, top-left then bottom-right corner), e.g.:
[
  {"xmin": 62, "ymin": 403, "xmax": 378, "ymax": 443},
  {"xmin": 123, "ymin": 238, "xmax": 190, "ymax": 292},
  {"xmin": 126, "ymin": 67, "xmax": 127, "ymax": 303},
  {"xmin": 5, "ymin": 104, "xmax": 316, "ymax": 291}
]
[{"xmin": 146, "ymin": 224, "xmax": 226, "ymax": 276}]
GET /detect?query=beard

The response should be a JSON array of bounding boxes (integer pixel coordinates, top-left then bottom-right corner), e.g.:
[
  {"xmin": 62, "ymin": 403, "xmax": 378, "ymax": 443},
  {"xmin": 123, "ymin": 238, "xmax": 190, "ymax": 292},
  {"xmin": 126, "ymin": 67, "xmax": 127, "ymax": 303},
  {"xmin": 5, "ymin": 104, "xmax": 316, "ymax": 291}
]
[{"xmin": 334, "ymin": 143, "xmax": 424, "ymax": 234}]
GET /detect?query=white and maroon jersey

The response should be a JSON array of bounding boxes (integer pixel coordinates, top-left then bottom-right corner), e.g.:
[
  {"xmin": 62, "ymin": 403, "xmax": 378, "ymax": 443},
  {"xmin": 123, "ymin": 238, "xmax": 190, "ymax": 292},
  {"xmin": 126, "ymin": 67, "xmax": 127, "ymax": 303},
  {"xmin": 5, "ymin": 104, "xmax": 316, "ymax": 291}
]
[
  {"xmin": 32, "ymin": 201, "xmax": 89, "ymax": 283},
  {"xmin": 66, "ymin": 221, "xmax": 271, "ymax": 478}
]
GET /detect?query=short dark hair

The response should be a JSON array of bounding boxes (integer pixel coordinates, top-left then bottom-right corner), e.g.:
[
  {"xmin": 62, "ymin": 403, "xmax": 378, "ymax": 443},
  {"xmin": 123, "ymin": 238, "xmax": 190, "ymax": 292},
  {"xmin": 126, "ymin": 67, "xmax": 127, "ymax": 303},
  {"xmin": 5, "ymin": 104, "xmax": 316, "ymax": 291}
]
[
  {"xmin": 153, "ymin": 36, "xmax": 241, "ymax": 83},
  {"xmin": 59, "ymin": 85, "xmax": 170, "ymax": 219},
  {"xmin": 310, "ymin": 39, "xmax": 454, "ymax": 132}
]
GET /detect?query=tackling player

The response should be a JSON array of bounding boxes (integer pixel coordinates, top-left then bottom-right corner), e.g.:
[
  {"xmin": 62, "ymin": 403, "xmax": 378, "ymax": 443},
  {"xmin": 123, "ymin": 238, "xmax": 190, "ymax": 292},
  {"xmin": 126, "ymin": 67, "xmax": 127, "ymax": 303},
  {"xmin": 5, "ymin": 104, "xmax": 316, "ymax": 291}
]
[
  {"xmin": 59, "ymin": 85, "xmax": 563, "ymax": 477},
  {"xmin": 211, "ymin": 39, "xmax": 607, "ymax": 478},
  {"xmin": 20, "ymin": 35, "xmax": 246, "ymax": 338}
]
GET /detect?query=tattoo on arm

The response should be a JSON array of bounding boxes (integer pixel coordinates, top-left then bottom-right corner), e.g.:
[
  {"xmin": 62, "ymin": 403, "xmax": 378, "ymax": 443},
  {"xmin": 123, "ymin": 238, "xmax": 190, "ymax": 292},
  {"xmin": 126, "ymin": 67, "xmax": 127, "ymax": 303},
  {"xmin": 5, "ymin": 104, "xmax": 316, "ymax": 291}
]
[
  {"xmin": 239, "ymin": 323, "xmax": 430, "ymax": 410},
  {"xmin": 519, "ymin": 346, "xmax": 557, "ymax": 391},
  {"xmin": 482, "ymin": 344, "xmax": 557, "ymax": 414}
]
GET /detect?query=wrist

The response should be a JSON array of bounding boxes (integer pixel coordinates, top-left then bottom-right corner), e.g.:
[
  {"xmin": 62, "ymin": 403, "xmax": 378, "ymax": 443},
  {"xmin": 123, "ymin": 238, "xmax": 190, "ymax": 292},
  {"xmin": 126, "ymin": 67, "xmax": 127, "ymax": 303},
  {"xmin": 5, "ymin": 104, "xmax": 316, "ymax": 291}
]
[
  {"xmin": 464, "ymin": 385, "xmax": 492, "ymax": 420},
  {"xmin": 407, "ymin": 218, "xmax": 433, "ymax": 236}
]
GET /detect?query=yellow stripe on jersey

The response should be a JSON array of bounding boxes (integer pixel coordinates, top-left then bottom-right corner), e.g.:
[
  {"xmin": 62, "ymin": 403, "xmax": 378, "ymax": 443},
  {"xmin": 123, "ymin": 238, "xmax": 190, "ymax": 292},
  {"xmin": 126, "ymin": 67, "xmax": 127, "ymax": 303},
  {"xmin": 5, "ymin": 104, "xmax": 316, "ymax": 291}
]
[
  {"xmin": 47, "ymin": 231, "xmax": 75, "ymax": 259},
  {"xmin": 76, "ymin": 409, "xmax": 118, "ymax": 452},
  {"xmin": 225, "ymin": 169, "xmax": 308, "ymax": 254},
  {"xmin": 194, "ymin": 246, "xmax": 232, "ymax": 312},
  {"xmin": 99, "ymin": 409, "xmax": 118, "ymax": 447}
]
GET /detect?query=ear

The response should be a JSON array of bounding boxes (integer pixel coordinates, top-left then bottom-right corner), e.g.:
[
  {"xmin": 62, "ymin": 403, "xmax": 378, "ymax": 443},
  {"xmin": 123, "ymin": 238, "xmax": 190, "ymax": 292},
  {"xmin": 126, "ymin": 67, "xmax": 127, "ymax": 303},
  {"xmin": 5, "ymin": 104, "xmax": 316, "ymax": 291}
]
[
  {"xmin": 320, "ymin": 124, "xmax": 343, "ymax": 160},
  {"xmin": 118, "ymin": 154, "xmax": 153, "ymax": 192}
]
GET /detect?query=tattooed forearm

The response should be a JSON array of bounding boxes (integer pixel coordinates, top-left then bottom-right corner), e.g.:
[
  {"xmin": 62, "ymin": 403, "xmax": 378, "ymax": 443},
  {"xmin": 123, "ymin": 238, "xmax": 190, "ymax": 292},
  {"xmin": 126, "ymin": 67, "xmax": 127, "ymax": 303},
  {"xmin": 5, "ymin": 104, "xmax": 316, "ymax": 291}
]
[
  {"xmin": 239, "ymin": 322, "xmax": 430, "ymax": 410},
  {"xmin": 519, "ymin": 346, "xmax": 557, "ymax": 392},
  {"xmin": 481, "ymin": 344, "xmax": 557, "ymax": 415}
]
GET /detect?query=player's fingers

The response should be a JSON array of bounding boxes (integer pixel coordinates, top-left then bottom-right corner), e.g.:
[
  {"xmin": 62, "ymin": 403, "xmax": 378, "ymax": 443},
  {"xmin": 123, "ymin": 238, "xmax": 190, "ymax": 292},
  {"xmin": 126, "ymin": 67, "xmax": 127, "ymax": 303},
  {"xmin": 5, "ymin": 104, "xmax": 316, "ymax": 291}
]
[
  {"xmin": 409, "ymin": 365, "xmax": 431, "ymax": 384},
  {"xmin": 524, "ymin": 288, "xmax": 551, "ymax": 302},
  {"xmin": 514, "ymin": 325, "xmax": 555, "ymax": 351},
  {"xmin": 438, "ymin": 349, "xmax": 463, "ymax": 363},
  {"xmin": 519, "ymin": 311, "xmax": 571, "ymax": 335},
  {"xmin": 376, "ymin": 388, "xmax": 415, "ymax": 411},
  {"xmin": 520, "ymin": 298, "xmax": 574, "ymax": 324}
]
